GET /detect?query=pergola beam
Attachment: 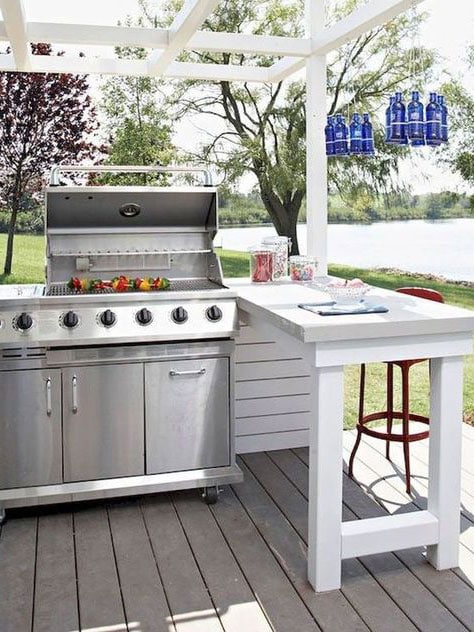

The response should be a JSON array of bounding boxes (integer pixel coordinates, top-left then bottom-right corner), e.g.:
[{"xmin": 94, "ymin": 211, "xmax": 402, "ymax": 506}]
[
  {"xmin": 0, "ymin": 52, "xmax": 269, "ymax": 82},
  {"xmin": 311, "ymin": 0, "xmax": 425, "ymax": 56},
  {"xmin": 0, "ymin": 0, "xmax": 31, "ymax": 71},
  {"xmin": 0, "ymin": 21, "xmax": 312, "ymax": 58},
  {"xmin": 147, "ymin": 0, "xmax": 219, "ymax": 76}
]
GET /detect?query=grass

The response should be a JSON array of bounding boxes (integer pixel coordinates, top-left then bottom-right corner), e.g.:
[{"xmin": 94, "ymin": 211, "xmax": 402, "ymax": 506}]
[{"xmin": 1, "ymin": 237, "xmax": 472, "ymax": 428}]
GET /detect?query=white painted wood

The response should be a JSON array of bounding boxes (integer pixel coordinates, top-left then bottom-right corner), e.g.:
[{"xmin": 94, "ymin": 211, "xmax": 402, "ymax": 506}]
[
  {"xmin": 236, "ymin": 429, "xmax": 309, "ymax": 454},
  {"xmin": 268, "ymin": 56, "xmax": 306, "ymax": 83},
  {"xmin": 306, "ymin": 55, "xmax": 328, "ymax": 273},
  {"xmin": 236, "ymin": 394, "xmax": 311, "ymax": 418},
  {"xmin": 0, "ymin": 0, "xmax": 31, "ymax": 71},
  {"xmin": 312, "ymin": 0, "xmax": 425, "ymax": 57},
  {"xmin": 147, "ymin": 0, "xmax": 219, "ymax": 75},
  {"xmin": 235, "ymin": 359, "xmax": 310, "ymax": 381},
  {"xmin": 189, "ymin": 31, "xmax": 311, "ymax": 57},
  {"xmin": 307, "ymin": 364, "xmax": 344, "ymax": 591},
  {"xmin": 235, "ymin": 376, "xmax": 311, "ymax": 399},
  {"xmin": 236, "ymin": 412, "xmax": 312, "ymax": 436},
  {"xmin": 166, "ymin": 60, "xmax": 269, "ymax": 82},
  {"xmin": 341, "ymin": 511, "xmax": 439, "ymax": 559},
  {"xmin": 427, "ymin": 356, "xmax": 465, "ymax": 570},
  {"xmin": 236, "ymin": 341, "xmax": 302, "ymax": 363}
]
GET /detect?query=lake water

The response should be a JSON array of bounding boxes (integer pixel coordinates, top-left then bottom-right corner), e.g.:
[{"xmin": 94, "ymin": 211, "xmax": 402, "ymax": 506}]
[{"xmin": 216, "ymin": 218, "xmax": 474, "ymax": 282}]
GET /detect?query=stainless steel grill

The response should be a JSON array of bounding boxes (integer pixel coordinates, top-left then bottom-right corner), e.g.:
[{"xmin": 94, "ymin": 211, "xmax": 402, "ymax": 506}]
[{"xmin": 0, "ymin": 165, "xmax": 242, "ymax": 519}]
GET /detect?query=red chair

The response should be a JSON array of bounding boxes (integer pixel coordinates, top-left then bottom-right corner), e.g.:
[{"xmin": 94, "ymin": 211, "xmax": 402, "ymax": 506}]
[{"xmin": 348, "ymin": 287, "xmax": 444, "ymax": 494}]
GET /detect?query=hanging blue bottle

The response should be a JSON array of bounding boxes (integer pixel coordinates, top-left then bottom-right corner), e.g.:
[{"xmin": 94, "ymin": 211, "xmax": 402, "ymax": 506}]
[
  {"xmin": 437, "ymin": 95, "xmax": 448, "ymax": 143},
  {"xmin": 334, "ymin": 114, "xmax": 349, "ymax": 156},
  {"xmin": 325, "ymin": 115, "xmax": 335, "ymax": 156},
  {"xmin": 385, "ymin": 96, "xmax": 395, "ymax": 142},
  {"xmin": 407, "ymin": 90, "xmax": 425, "ymax": 146},
  {"xmin": 390, "ymin": 92, "xmax": 407, "ymax": 144},
  {"xmin": 361, "ymin": 113, "xmax": 375, "ymax": 155},
  {"xmin": 426, "ymin": 92, "xmax": 442, "ymax": 145},
  {"xmin": 349, "ymin": 113, "xmax": 363, "ymax": 154}
]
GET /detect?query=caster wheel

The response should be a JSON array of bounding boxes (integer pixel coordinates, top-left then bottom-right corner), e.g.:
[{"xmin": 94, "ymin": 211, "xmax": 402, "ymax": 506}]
[{"xmin": 202, "ymin": 486, "xmax": 219, "ymax": 505}]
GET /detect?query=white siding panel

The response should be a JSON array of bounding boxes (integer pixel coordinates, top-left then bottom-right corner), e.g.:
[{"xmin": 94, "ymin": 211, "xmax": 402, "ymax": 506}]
[
  {"xmin": 236, "ymin": 430, "xmax": 309, "ymax": 454},
  {"xmin": 235, "ymin": 359, "xmax": 310, "ymax": 381},
  {"xmin": 236, "ymin": 412, "xmax": 312, "ymax": 436},
  {"xmin": 236, "ymin": 394, "xmax": 311, "ymax": 418},
  {"xmin": 236, "ymin": 342, "xmax": 301, "ymax": 363},
  {"xmin": 235, "ymin": 377, "xmax": 311, "ymax": 399}
]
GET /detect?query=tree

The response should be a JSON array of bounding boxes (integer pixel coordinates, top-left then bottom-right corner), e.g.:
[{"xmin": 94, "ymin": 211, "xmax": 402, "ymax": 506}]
[
  {"xmin": 142, "ymin": 0, "xmax": 434, "ymax": 253},
  {"xmin": 0, "ymin": 43, "xmax": 98, "ymax": 275},
  {"xmin": 99, "ymin": 20, "xmax": 178, "ymax": 186},
  {"xmin": 438, "ymin": 47, "xmax": 474, "ymax": 187}
]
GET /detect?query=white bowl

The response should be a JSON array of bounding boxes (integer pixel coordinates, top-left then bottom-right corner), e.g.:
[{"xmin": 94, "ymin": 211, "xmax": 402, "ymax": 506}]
[{"xmin": 325, "ymin": 283, "xmax": 370, "ymax": 305}]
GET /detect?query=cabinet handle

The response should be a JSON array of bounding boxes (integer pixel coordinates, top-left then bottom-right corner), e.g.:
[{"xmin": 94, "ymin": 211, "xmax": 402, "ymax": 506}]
[
  {"xmin": 169, "ymin": 368, "xmax": 206, "ymax": 377},
  {"xmin": 46, "ymin": 378, "xmax": 52, "ymax": 416},
  {"xmin": 72, "ymin": 375, "xmax": 78, "ymax": 413}
]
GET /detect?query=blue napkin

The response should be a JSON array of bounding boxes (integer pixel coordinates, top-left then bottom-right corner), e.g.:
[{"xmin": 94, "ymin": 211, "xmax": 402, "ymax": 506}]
[{"xmin": 298, "ymin": 302, "xmax": 389, "ymax": 316}]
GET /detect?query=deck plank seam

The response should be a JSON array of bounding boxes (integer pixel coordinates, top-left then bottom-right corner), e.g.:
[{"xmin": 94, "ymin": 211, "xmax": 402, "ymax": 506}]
[
  {"xmin": 226, "ymin": 482, "xmax": 322, "ymax": 631},
  {"xmin": 71, "ymin": 511, "xmax": 82, "ymax": 632},
  {"xmin": 170, "ymin": 493, "xmax": 226, "ymax": 632},
  {"xmin": 29, "ymin": 516, "xmax": 39, "ymax": 632},
  {"xmin": 105, "ymin": 503, "xmax": 130, "ymax": 632},
  {"xmin": 138, "ymin": 498, "xmax": 177, "ymax": 632}
]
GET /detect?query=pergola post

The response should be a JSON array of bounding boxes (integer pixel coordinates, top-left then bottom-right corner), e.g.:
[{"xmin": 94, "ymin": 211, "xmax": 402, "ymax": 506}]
[{"xmin": 305, "ymin": 0, "xmax": 328, "ymax": 274}]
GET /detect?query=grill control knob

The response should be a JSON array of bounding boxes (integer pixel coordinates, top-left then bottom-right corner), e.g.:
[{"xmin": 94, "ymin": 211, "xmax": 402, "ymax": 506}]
[
  {"xmin": 172, "ymin": 306, "xmax": 188, "ymax": 324},
  {"xmin": 63, "ymin": 310, "xmax": 79, "ymax": 329},
  {"xmin": 136, "ymin": 307, "xmax": 153, "ymax": 326},
  {"xmin": 100, "ymin": 309, "xmax": 116, "ymax": 328},
  {"xmin": 206, "ymin": 305, "xmax": 223, "ymax": 322},
  {"xmin": 16, "ymin": 312, "xmax": 33, "ymax": 331}
]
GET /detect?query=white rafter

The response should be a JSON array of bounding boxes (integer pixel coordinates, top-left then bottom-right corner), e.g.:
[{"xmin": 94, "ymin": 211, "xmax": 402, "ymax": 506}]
[
  {"xmin": 0, "ymin": 52, "xmax": 269, "ymax": 83},
  {"xmin": 147, "ymin": 0, "xmax": 219, "ymax": 76},
  {"xmin": 0, "ymin": 0, "xmax": 31, "ymax": 71}
]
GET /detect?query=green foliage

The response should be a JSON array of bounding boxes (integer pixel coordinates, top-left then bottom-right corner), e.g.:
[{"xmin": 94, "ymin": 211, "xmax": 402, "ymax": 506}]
[{"xmin": 99, "ymin": 23, "xmax": 179, "ymax": 186}]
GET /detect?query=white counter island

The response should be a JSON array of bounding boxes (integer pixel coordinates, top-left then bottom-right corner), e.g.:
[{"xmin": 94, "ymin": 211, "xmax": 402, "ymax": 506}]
[{"xmin": 229, "ymin": 278, "xmax": 474, "ymax": 592}]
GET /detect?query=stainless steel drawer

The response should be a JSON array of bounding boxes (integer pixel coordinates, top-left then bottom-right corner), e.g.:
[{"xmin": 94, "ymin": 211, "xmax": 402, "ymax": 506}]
[{"xmin": 145, "ymin": 357, "xmax": 230, "ymax": 474}]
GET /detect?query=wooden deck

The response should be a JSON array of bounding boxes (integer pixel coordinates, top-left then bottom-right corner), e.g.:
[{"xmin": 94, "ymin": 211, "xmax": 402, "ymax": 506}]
[{"xmin": 1, "ymin": 425, "xmax": 473, "ymax": 632}]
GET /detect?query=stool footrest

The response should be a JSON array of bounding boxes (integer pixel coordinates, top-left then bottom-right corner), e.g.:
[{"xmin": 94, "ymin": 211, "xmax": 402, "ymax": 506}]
[{"xmin": 357, "ymin": 411, "xmax": 429, "ymax": 443}]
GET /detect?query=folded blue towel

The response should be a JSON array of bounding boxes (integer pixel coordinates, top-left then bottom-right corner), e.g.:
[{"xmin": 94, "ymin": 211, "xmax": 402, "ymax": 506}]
[{"xmin": 298, "ymin": 302, "xmax": 389, "ymax": 316}]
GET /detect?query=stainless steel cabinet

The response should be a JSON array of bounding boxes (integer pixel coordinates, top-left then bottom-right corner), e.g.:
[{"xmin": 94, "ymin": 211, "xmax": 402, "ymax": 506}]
[
  {"xmin": 62, "ymin": 364, "xmax": 144, "ymax": 482},
  {"xmin": 0, "ymin": 369, "xmax": 62, "ymax": 489},
  {"xmin": 145, "ymin": 357, "xmax": 230, "ymax": 474}
]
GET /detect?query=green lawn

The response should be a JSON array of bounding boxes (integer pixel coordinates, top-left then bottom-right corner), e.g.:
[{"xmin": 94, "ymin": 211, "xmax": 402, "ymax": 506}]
[{"xmin": 1, "ymin": 236, "xmax": 472, "ymax": 428}]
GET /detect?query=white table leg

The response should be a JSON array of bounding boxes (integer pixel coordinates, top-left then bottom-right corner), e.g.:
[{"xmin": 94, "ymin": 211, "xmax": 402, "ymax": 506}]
[
  {"xmin": 307, "ymin": 364, "xmax": 344, "ymax": 591},
  {"xmin": 426, "ymin": 355, "xmax": 464, "ymax": 569}
]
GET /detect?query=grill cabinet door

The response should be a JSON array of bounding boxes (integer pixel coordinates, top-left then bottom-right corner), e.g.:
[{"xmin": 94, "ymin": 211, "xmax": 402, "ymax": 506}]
[
  {"xmin": 0, "ymin": 369, "xmax": 62, "ymax": 489},
  {"xmin": 145, "ymin": 357, "xmax": 230, "ymax": 474},
  {"xmin": 62, "ymin": 364, "xmax": 144, "ymax": 482}
]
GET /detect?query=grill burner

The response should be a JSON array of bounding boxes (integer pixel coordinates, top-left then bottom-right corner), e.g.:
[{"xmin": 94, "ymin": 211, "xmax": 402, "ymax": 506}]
[{"xmin": 46, "ymin": 279, "xmax": 225, "ymax": 296}]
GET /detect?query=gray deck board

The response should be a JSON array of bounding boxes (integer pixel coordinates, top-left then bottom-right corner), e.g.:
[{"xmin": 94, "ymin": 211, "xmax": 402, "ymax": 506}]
[
  {"xmin": 0, "ymin": 429, "xmax": 473, "ymax": 632},
  {"xmin": 33, "ymin": 513, "xmax": 79, "ymax": 632}
]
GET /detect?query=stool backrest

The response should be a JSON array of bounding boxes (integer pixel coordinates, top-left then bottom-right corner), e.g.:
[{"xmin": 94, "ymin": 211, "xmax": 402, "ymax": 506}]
[{"xmin": 396, "ymin": 287, "xmax": 444, "ymax": 303}]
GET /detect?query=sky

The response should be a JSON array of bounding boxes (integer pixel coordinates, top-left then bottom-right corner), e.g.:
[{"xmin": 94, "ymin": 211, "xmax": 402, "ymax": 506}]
[{"xmin": 19, "ymin": 0, "xmax": 474, "ymax": 195}]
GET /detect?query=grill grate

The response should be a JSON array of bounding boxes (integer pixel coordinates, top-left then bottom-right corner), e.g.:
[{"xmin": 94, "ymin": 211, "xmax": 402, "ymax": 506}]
[{"xmin": 46, "ymin": 278, "xmax": 223, "ymax": 296}]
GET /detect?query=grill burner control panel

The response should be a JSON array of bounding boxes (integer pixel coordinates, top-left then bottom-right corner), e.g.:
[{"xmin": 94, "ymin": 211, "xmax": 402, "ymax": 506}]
[{"xmin": 0, "ymin": 300, "xmax": 238, "ymax": 347}]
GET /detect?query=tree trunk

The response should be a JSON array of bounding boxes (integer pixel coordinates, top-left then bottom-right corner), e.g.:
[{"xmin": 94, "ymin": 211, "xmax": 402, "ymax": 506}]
[
  {"xmin": 3, "ymin": 200, "xmax": 19, "ymax": 276},
  {"xmin": 258, "ymin": 181, "xmax": 304, "ymax": 255}
]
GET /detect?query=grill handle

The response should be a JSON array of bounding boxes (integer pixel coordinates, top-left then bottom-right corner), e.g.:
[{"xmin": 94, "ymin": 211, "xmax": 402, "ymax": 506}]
[
  {"xmin": 49, "ymin": 165, "xmax": 212, "ymax": 186},
  {"xmin": 71, "ymin": 375, "xmax": 78, "ymax": 413},
  {"xmin": 46, "ymin": 377, "xmax": 52, "ymax": 416},
  {"xmin": 169, "ymin": 368, "xmax": 207, "ymax": 377}
]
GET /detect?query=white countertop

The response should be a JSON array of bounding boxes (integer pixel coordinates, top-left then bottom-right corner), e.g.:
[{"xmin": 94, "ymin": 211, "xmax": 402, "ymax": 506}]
[{"xmin": 228, "ymin": 278, "xmax": 474, "ymax": 343}]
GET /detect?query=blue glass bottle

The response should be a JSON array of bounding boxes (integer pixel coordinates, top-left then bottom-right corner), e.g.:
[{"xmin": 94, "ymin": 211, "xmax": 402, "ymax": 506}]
[
  {"xmin": 334, "ymin": 114, "xmax": 349, "ymax": 155},
  {"xmin": 349, "ymin": 113, "xmax": 363, "ymax": 154},
  {"xmin": 390, "ymin": 91, "xmax": 407, "ymax": 144},
  {"xmin": 437, "ymin": 95, "xmax": 448, "ymax": 143},
  {"xmin": 325, "ymin": 115, "xmax": 335, "ymax": 156},
  {"xmin": 407, "ymin": 90, "xmax": 425, "ymax": 145},
  {"xmin": 385, "ymin": 96, "xmax": 395, "ymax": 142},
  {"xmin": 426, "ymin": 92, "xmax": 442, "ymax": 145},
  {"xmin": 361, "ymin": 113, "xmax": 375, "ymax": 155}
]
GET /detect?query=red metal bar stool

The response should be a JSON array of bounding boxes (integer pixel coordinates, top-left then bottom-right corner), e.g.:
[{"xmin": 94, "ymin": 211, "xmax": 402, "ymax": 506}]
[{"xmin": 348, "ymin": 287, "xmax": 445, "ymax": 494}]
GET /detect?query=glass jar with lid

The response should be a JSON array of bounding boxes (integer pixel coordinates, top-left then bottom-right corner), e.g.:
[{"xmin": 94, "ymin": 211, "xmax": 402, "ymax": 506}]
[
  {"xmin": 261, "ymin": 236, "xmax": 291, "ymax": 279},
  {"xmin": 249, "ymin": 246, "xmax": 274, "ymax": 283},
  {"xmin": 289, "ymin": 255, "xmax": 317, "ymax": 282}
]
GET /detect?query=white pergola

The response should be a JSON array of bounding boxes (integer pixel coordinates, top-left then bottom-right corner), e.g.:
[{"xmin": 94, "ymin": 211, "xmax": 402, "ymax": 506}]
[{"xmin": 0, "ymin": 0, "xmax": 424, "ymax": 273}]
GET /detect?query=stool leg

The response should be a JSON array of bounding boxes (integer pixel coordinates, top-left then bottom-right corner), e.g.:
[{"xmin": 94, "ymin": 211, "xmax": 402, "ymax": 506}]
[
  {"xmin": 386, "ymin": 362, "xmax": 394, "ymax": 461},
  {"xmin": 349, "ymin": 364, "xmax": 366, "ymax": 479},
  {"xmin": 401, "ymin": 363, "xmax": 412, "ymax": 494}
]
